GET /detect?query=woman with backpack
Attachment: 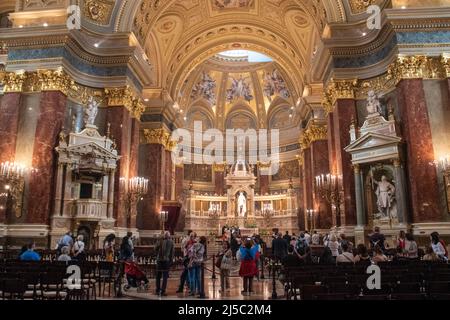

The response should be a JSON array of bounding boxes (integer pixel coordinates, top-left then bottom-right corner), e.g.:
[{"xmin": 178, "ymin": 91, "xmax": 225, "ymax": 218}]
[
  {"xmin": 218, "ymin": 241, "xmax": 233, "ymax": 293},
  {"xmin": 237, "ymin": 239, "xmax": 259, "ymax": 296}
]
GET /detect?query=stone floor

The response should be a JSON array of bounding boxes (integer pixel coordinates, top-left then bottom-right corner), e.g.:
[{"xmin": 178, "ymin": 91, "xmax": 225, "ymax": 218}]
[{"xmin": 119, "ymin": 261, "xmax": 284, "ymax": 300}]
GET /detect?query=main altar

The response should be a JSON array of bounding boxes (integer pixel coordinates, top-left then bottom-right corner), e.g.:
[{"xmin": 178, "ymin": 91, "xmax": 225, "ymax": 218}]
[{"xmin": 184, "ymin": 160, "xmax": 299, "ymax": 236}]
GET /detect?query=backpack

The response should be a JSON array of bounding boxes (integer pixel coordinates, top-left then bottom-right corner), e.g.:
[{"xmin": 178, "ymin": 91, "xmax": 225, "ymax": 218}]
[
  {"xmin": 440, "ymin": 240, "xmax": 448, "ymax": 258},
  {"xmin": 296, "ymin": 238, "xmax": 308, "ymax": 255}
]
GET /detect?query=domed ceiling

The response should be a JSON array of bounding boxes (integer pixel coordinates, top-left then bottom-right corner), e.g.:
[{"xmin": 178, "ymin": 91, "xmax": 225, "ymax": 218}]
[{"xmin": 178, "ymin": 50, "xmax": 300, "ymax": 134}]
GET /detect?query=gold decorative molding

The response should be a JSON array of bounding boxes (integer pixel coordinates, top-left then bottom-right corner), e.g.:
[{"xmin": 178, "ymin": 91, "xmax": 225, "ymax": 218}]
[
  {"xmin": 349, "ymin": 0, "xmax": 380, "ymax": 14},
  {"xmin": 83, "ymin": 0, "xmax": 115, "ymax": 26},
  {"xmin": 3, "ymin": 71, "xmax": 27, "ymax": 93},
  {"xmin": 440, "ymin": 54, "xmax": 450, "ymax": 78},
  {"xmin": 143, "ymin": 128, "xmax": 177, "ymax": 151},
  {"xmin": 36, "ymin": 69, "xmax": 75, "ymax": 95},
  {"xmin": 387, "ymin": 55, "xmax": 445, "ymax": 84},
  {"xmin": 300, "ymin": 122, "xmax": 328, "ymax": 150},
  {"xmin": 104, "ymin": 86, "xmax": 145, "ymax": 119},
  {"xmin": 212, "ymin": 162, "xmax": 227, "ymax": 172},
  {"xmin": 323, "ymin": 78, "xmax": 358, "ymax": 113}
]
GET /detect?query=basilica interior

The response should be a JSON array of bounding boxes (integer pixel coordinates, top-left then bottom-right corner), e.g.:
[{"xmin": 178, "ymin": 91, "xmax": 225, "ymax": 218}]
[{"xmin": 0, "ymin": 0, "xmax": 450, "ymax": 301}]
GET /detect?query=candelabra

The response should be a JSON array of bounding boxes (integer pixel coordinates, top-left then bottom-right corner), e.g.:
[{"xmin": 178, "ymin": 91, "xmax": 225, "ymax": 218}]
[
  {"xmin": 159, "ymin": 210, "xmax": 169, "ymax": 233},
  {"xmin": 315, "ymin": 173, "xmax": 343, "ymax": 227},
  {"xmin": 0, "ymin": 162, "xmax": 35, "ymax": 218},
  {"xmin": 120, "ymin": 177, "xmax": 149, "ymax": 228}
]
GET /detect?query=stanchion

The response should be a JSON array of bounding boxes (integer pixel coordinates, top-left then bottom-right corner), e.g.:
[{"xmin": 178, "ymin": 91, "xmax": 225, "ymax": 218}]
[
  {"xmin": 212, "ymin": 254, "xmax": 217, "ymax": 280},
  {"xmin": 199, "ymin": 262, "xmax": 206, "ymax": 299},
  {"xmin": 115, "ymin": 261, "xmax": 124, "ymax": 298},
  {"xmin": 260, "ymin": 255, "xmax": 265, "ymax": 279},
  {"xmin": 270, "ymin": 262, "xmax": 278, "ymax": 300}
]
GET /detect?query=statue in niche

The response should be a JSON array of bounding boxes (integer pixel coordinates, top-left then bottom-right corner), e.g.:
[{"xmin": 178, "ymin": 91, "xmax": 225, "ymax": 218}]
[
  {"xmin": 372, "ymin": 174, "xmax": 396, "ymax": 219},
  {"xmin": 84, "ymin": 96, "xmax": 99, "ymax": 127},
  {"xmin": 366, "ymin": 90, "xmax": 383, "ymax": 116},
  {"xmin": 227, "ymin": 76, "xmax": 253, "ymax": 102},
  {"xmin": 237, "ymin": 191, "xmax": 247, "ymax": 217}
]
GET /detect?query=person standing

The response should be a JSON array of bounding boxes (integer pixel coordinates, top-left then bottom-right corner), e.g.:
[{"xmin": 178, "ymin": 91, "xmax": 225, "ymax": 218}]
[
  {"xmin": 272, "ymin": 233, "xmax": 288, "ymax": 261},
  {"xmin": 103, "ymin": 234, "xmax": 116, "ymax": 262},
  {"xmin": 405, "ymin": 233, "xmax": 418, "ymax": 259},
  {"xmin": 328, "ymin": 234, "xmax": 340, "ymax": 261},
  {"xmin": 188, "ymin": 236, "xmax": 205, "ymax": 297},
  {"xmin": 176, "ymin": 230, "xmax": 193, "ymax": 293},
  {"xmin": 56, "ymin": 231, "xmax": 74, "ymax": 254},
  {"xmin": 155, "ymin": 231, "xmax": 174, "ymax": 296},
  {"xmin": 431, "ymin": 232, "xmax": 448, "ymax": 261},
  {"xmin": 311, "ymin": 231, "xmax": 320, "ymax": 245},
  {"xmin": 218, "ymin": 241, "xmax": 233, "ymax": 293},
  {"xmin": 282, "ymin": 231, "xmax": 291, "ymax": 244},
  {"xmin": 72, "ymin": 235, "xmax": 86, "ymax": 261},
  {"xmin": 238, "ymin": 239, "xmax": 258, "ymax": 296},
  {"xmin": 369, "ymin": 226, "xmax": 386, "ymax": 251}
]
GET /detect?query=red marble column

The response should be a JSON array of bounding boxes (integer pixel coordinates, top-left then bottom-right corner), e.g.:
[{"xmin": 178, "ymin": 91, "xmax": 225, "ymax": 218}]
[
  {"xmin": 27, "ymin": 91, "xmax": 66, "ymax": 224},
  {"xmin": 297, "ymin": 163, "xmax": 306, "ymax": 231},
  {"xmin": 259, "ymin": 174, "xmax": 269, "ymax": 195},
  {"xmin": 302, "ymin": 148, "xmax": 313, "ymax": 229},
  {"xmin": 397, "ymin": 79, "xmax": 441, "ymax": 222},
  {"xmin": 327, "ymin": 112, "xmax": 337, "ymax": 174},
  {"xmin": 175, "ymin": 165, "xmax": 184, "ymax": 200},
  {"xmin": 0, "ymin": 93, "xmax": 22, "ymax": 163},
  {"xmin": 214, "ymin": 171, "xmax": 225, "ymax": 195},
  {"xmin": 106, "ymin": 106, "xmax": 131, "ymax": 228},
  {"xmin": 333, "ymin": 99, "xmax": 357, "ymax": 226},
  {"xmin": 310, "ymin": 140, "xmax": 332, "ymax": 229},
  {"xmin": 164, "ymin": 150, "xmax": 173, "ymax": 200},
  {"xmin": 128, "ymin": 118, "xmax": 140, "ymax": 229},
  {"xmin": 140, "ymin": 144, "xmax": 166, "ymax": 230}
]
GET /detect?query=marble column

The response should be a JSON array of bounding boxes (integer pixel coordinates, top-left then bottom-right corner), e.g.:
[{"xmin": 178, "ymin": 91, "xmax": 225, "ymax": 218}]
[
  {"xmin": 128, "ymin": 118, "xmax": 140, "ymax": 229},
  {"xmin": 302, "ymin": 148, "xmax": 313, "ymax": 230},
  {"xmin": 354, "ymin": 164, "xmax": 365, "ymax": 226},
  {"xmin": 175, "ymin": 165, "xmax": 184, "ymax": 200},
  {"xmin": 397, "ymin": 79, "xmax": 441, "ymax": 222},
  {"xmin": 297, "ymin": 162, "xmax": 306, "ymax": 231},
  {"xmin": 332, "ymin": 99, "xmax": 357, "ymax": 226},
  {"xmin": 106, "ymin": 106, "xmax": 131, "ymax": 229},
  {"xmin": 327, "ymin": 112, "xmax": 337, "ymax": 174},
  {"xmin": 140, "ymin": 143, "xmax": 166, "ymax": 230},
  {"xmin": 259, "ymin": 174, "xmax": 269, "ymax": 195},
  {"xmin": 164, "ymin": 150, "xmax": 173, "ymax": 200},
  {"xmin": 393, "ymin": 159, "xmax": 408, "ymax": 224},
  {"xmin": 27, "ymin": 91, "xmax": 67, "ymax": 224},
  {"xmin": 310, "ymin": 140, "xmax": 332, "ymax": 229},
  {"xmin": 0, "ymin": 93, "xmax": 22, "ymax": 163},
  {"xmin": 215, "ymin": 170, "xmax": 225, "ymax": 195}
]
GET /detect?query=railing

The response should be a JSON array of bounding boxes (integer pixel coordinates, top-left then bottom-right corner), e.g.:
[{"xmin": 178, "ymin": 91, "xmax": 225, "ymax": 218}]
[{"xmin": 73, "ymin": 199, "xmax": 105, "ymax": 219}]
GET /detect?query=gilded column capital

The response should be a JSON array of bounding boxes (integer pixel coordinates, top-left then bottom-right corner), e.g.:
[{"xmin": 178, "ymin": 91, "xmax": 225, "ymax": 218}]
[
  {"xmin": 36, "ymin": 68, "xmax": 74, "ymax": 95},
  {"xmin": 353, "ymin": 163, "xmax": 360, "ymax": 174},
  {"xmin": 387, "ymin": 55, "xmax": 445, "ymax": 83},
  {"xmin": 323, "ymin": 78, "xmax": 358, "ymax": 114},
  {"xmin": 105, "ymin": 86, "xmax": 145, "ymax": 119},
  {"xmin": 301, "ymin": 122, "xmax": 328, "ymax": 150},
  {"xmin": 441, "ymin": 54, "xmax": 450, "ymax": 78},
  {"xmin": 212, "ymin": 162, "xmax": 226, "ymax": 172},
  {"xmin": 2, "ymin": 71, "xmax": 27, "ymax": 93},
  {"xmin": 143, "ymin": 128, "xmax": 176, "ymax": 151}
]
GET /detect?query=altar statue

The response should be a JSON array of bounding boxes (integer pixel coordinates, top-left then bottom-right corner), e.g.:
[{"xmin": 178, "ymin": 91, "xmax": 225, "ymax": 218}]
[
  {"xmin": 366, "ymin": 90, "xmax": 382, "ymax": 116},
  {"xmin": 373, "ymin": 175, "xmax": 396, "ymax": 218},
  {"xmin": 84, "ymin": 96, "xmax": 99, "ymax": 126},
  {"xmin": 237, "ymin": 192, "xmax": 247, "ymax": 217}
]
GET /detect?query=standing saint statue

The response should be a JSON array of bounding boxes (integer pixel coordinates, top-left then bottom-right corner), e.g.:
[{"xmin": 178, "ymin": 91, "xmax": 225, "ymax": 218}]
[
  {"xmin": 366, "ymin": 90, "xmax": 382, "ymax": 116},
  {"xmin": 84, "ymin": 96, "xmax": 99, "ymax": 127},
  {"xmin": 372, "ymin": 175, "xmax": 396, "ymax": 218},
  {"xmin": 237, "ymin": 192, "xmax": 247, "ymax": 217}
]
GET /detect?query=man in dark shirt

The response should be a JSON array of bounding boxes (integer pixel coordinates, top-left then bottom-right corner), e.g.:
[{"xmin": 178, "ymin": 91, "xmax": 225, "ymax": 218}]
[
  {"xmin": 282, "ymin": 231, "xmax": 291, "ymax": 244},
  {"xmin": 281, "ymin": 245, "xmax": 300, "ymax": 267},
  {"xmin": 272, "ymin": 233, "xmax": 288, "ymax": 261},
  {"xmin": 369, "ymin": 226, "xmax": 386, "ymax": 251}
]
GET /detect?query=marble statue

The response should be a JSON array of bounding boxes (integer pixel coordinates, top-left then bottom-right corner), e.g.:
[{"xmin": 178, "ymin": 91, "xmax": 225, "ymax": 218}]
[
  {"xmin": 227, "ymin": 76, "xmax": 253, "ymax": 102},
  {"xmin": 237, "ymin": 192, "xmax": 247, "ymax": 217},
  {"xmin": 84, "ymin": 96, "xmax": 99, "ymax": 126},
  {"xmin": 366, "ymin": 90, "xmax": 382, "ymax": 116},
  {"xmin": 373, "ymin": 175, "xmax": 396, "ymax": 218}
]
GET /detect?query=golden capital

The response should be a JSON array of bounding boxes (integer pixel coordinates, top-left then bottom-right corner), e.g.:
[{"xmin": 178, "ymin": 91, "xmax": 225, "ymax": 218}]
[
  {"xmin": 212, "ymin": 162, "xmax": 226, "ymax": 172},
  {"xmin": 105, "ymin": 86, "xmax": 145, "ymax": 119},
  {"xmin": 3, "ymin": 71, "xmax": 27, "ymax": 93},
  {"xmin": 301, "ymin": 122, "xmax": 328, "ymax": 150},
  {"xmin": 143, "ymin": 128, "xmax": 176, "ymax": 151},
  {"xmin": 36, "ymin": 68, "xmax": 74, "ymax": 95},
  {"xmin": 387, "ymin": 55, "xmax": 429, "ymax": 83},
  {"xmin": 353, "ymin": 163, "xmax": 360, "ymax": 174},
  {"xmin": 441, "ymin": 54, "xmax": 450, "ymax": 78}
]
